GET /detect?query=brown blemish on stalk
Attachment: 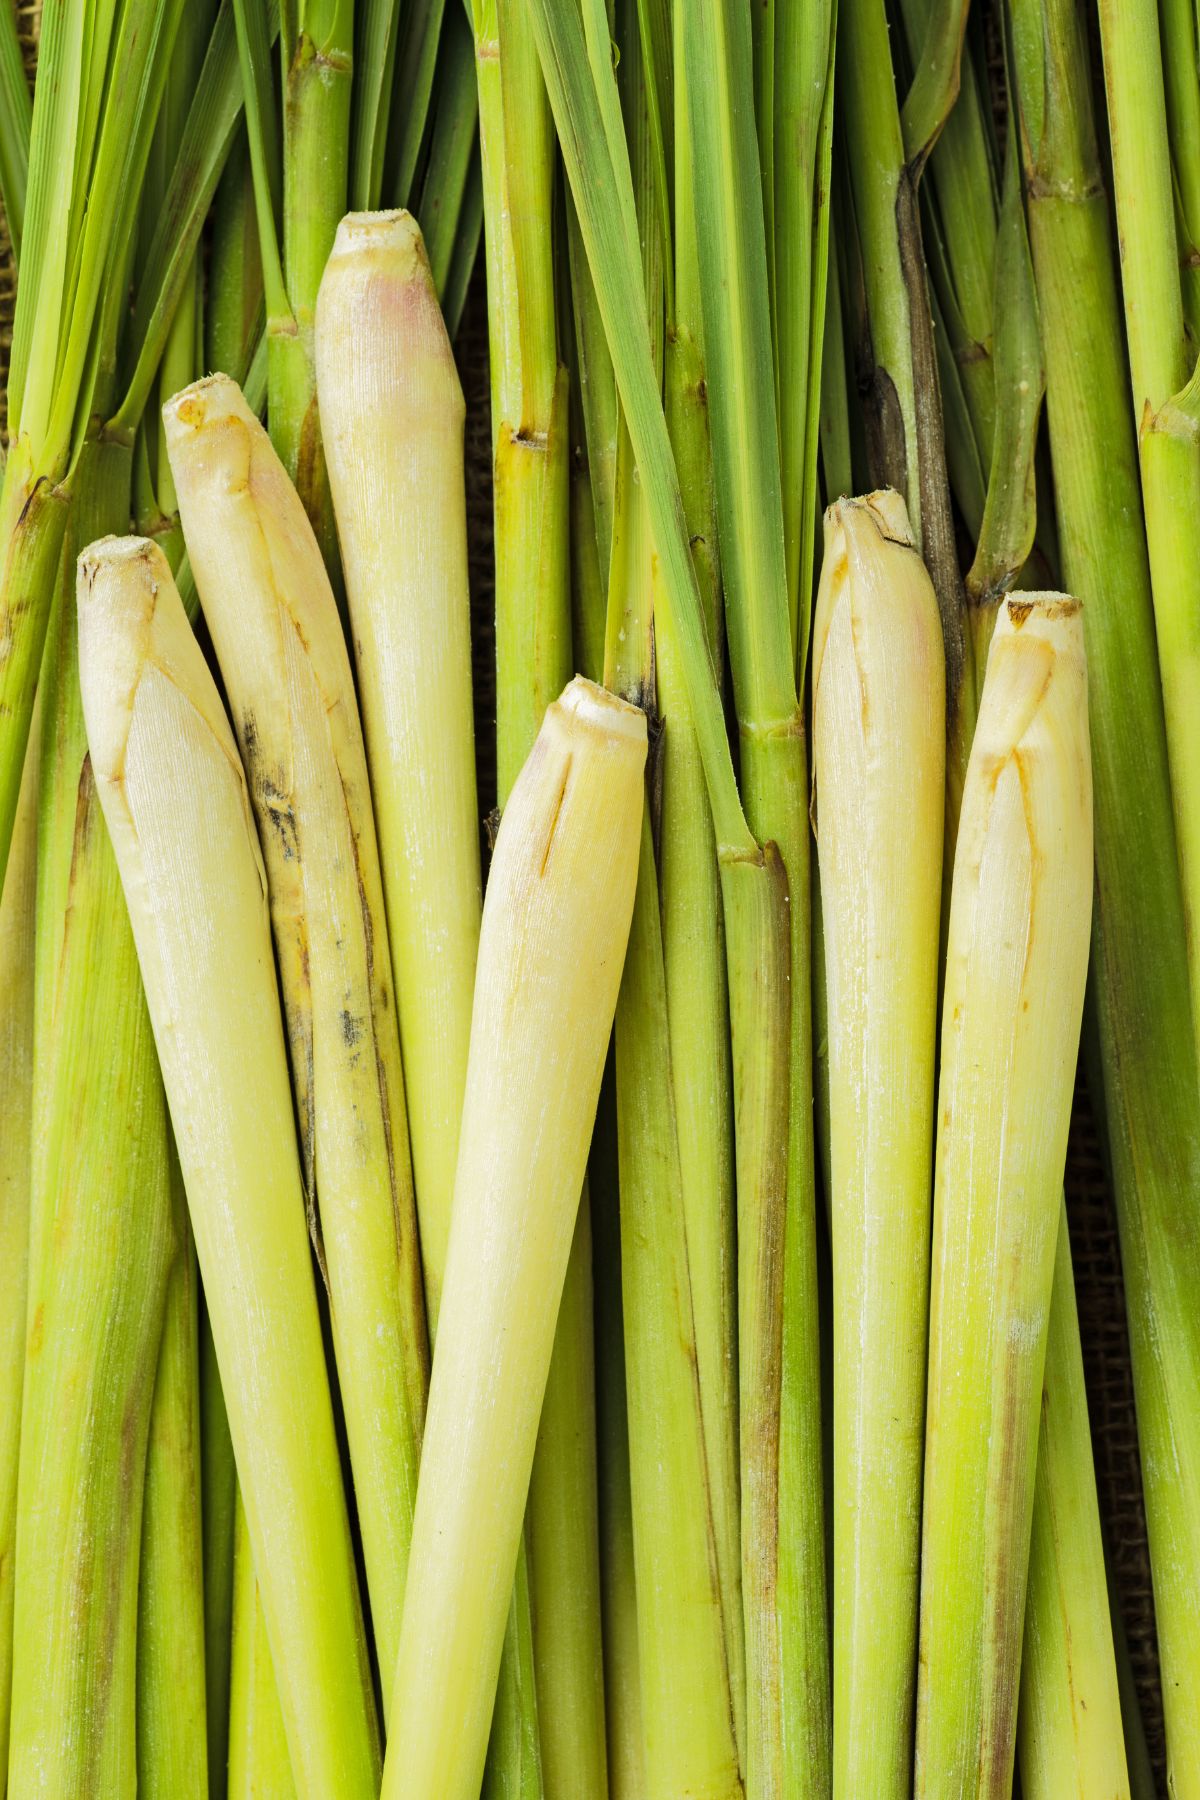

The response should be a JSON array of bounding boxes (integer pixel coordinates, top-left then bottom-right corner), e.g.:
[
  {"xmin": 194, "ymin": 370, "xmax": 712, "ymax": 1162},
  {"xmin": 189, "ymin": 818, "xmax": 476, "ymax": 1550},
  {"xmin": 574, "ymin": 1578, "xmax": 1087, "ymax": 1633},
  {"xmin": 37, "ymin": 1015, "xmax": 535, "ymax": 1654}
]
[
  {"xmin": 538, "ymin": 756, "xmax": 572, "ymax": 878},
  {"xmin": 1005, "ymin": 594, "xmax": 1081, "ymax": 627}
]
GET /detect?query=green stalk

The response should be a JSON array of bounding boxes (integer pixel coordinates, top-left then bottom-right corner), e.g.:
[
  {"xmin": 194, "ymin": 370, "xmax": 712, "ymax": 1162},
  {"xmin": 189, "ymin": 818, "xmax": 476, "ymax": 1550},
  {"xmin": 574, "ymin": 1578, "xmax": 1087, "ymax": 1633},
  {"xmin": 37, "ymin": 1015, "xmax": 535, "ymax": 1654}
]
[
  {"xmin": 418, "ymin": 7, "xmax": 479, "ymax": 302},
  {"xmin": 0, "ymin": 715, "xmax": 37, "ymax": 1782},
  {"xmin": 772, "ymin": 0, "xmax": 835, "ymax": 651},
  {"xmin": 1096, "ymin": 0, "xmax": 1200, "ymax": 1082},
  {"xmin": 206, "ymin": 132, "xmax": 266, "ymax": 386},
  {"xmin": 657, "ymin": 0, "xmax": 744, "ymax": 1751},
  {"xmin": 227, "ymin": 1500, "xmax": 296, "ymax": 1800},
  {"xmin": 587, "ymin": 1061, "xmax": 647, "ymax": 1800},
  {"xmin": 441, "ymin": 153, "xmax": 483, "ymax": 338},
  {"xmin": 602, "ymin": 10, "xmax": 741, "ymax": 1787},
  {"xmin": 1017, "ymin": 1203, "xmax": 1131, "ymax": 1798},
  {"xmin": 466, "ymin": 8, "xmax": 593, "ymax": 1775},
  {"xmin": 1158, "ymin": 0, "xmax": 1200, "ymax": 350},
  {"xmin": 10, "ymin": 440, "xmax": 176, "ymax": 1800},
  {"xmin": 680, "ymin": 1, "xmax": 828, "ymax": 1786},
  {"xmin": 137, "ymin": 1157, "xmax": 208, "ymax": 1800},
  {"xmin": 1009, "ymin": 6, "xmax": 1200, "ymax": 1788},
  {"xmin": 200, "ymin": 1306, "xmax": 238, "ymax": 1800},
  {"xmin": 0, "ymin": 0, "xmax": 30, "ymax": 263},
  {"xmin": 837, "ymin": 0, "xmax": 969, "ymax": 752}
]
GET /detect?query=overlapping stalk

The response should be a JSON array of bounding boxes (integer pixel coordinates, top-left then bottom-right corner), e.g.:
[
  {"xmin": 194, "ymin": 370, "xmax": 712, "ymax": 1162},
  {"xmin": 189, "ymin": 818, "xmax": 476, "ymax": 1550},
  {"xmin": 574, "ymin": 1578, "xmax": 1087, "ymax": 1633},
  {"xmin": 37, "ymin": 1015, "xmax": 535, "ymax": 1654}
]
[
  {"xmin": 136, "ymin": 1155, "xmax": 208, "ymax": 1800},
  {"xmin": 1017, "ymin": 1203, "xmax": 1131, "ymax": 1798},
  {"xmin": 164, "ymin": 371, "xmax": 430, "ymax": 1699},
  {"xmin": 199, "ymin": 1306, "xmax": 238, "ymax": 1799},
  {"xmin": 232, "ymin": 0, "xmax": 351, "ymax": 564},
  {"xmin": 813, "ymin": 490, "xmax": 944, "ymax": 1799},
  {"xmin": 76, "ymin": 537, "xmax": 380, "ymax": 1799},
  {"xmin": 471, "ymin": 2, "xmax": 606, "ymax": 1784},
  {"xmin": 1007, "ymin": 5, "xmax": 1200, "ymax": 1787},
  {"xmin": 916, "ymin": 595, "xmax": 1093, "ymax": 1797},
  {"xmin": 0, "ymin": 727, "xmax": 37, "ymax": 1781},
  {"xmin": 681, "ymin": 2, "xmax": 829, "ymax": 1786},
  {"xmin": 227, "ymin": 1501, "xmax": 296, "ymax": 1800},
  {"xmin": 1095, "ymin": 0, "xmax": 1200, "ymax": 1078},
  {"xmin": 8, "ymin": 441, "xmax": 176, "ymax": 1800},
  {"xmin": 380, "ymin": 678, "xmax": 646, "ymax": 1800},
  {"xmin": 315, "ymin": 209, "xmax": 546, "ymax": 1791}
]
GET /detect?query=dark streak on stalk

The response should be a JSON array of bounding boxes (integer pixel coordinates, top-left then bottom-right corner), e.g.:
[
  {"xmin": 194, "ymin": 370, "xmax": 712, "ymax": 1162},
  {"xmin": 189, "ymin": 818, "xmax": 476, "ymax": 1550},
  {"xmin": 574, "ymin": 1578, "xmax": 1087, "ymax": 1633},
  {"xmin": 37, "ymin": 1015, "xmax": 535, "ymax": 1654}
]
[{"xmin": 894, "ymin": 170, "xmax": 968, "ymax": 731}]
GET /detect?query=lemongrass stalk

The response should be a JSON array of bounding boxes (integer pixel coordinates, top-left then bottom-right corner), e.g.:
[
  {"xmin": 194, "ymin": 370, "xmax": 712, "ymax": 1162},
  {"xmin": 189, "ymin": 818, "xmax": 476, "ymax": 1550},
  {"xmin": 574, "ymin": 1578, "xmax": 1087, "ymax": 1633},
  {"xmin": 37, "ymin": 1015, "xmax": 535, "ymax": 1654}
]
[
  {"xmin": 1009, "ymin": 6, "xmax": 1200, "ymax": 1785},
  {"xmin": 9, "ymin": 441, "xmax": 175, "ymax": 1800},
  {"xmin": 380, "ymin": 678, "xmax": 645, "ymax": 1800},
  {"xmin": 659, "ymin": 31, "xmax": 744, "ymax": 1737},
  {"xmin": 0, "ymin": 722, "xmax": 38, "ymax": 1782},
  {"xmin": 1159, "ymin": 0, "xmax": 1200, "ymax": 349},
  {"xmin": 315, "ymin": 206, "xmax": 545, "ymax": 1794},
  {"xmin": 813, "ymin": 490, "xmax": 944, "ymax": 1799},
  {"xmin": 417, "ymin": 6, "xmax": 479, "ymax": 302},
  {"xmin": 137, "ymin": 1157, "xmax": 208, "ymax": 1800},
  {"xmin": 200, "ymin": 1305, "xmax": 237, "ymax": 1800},
  {"xmin": 441, "ymin": 156, "xmax": 483, "ymax": 339},
  {"xmin": 1017, "ymin": 1202, "xmax": 1130, "ymax": 1799},
  {"xmin": 163, "ymin": 369, "xmax": 429, "ymax": 1700},
  {"xmin": 0, "ymin": 0, "xmax": 30, "ymax": 264},
  {"xmin": 315, "ymin": 211, "xmax": 480, "ymax": 1327},
  {"xmin": 276, "ymin": 0, "xmax": 351, "ymax": 558},
  {"xmin": 206, "ymin": 133, "xmax": 266, "ymax": 387},
  {"xmin": 681, "ymin": 3, "xmax": 829, "ymax": 1786},
  {"xmin": 916, "ymin": 594, "xmax": 1093, "ymax": 1798},
  {"xmin": 76, "ymin": 537, "xmax": 380, "ymax": 1799},
  {"xmin": 483, "ymin": 6, "xmax": 605, "ymax": 1782},
  {"xmin": 227, "ymin": 1500, "xmax": 296, "ymax": 1800},
  {"xmin": 1096, "ymin": 0, "xmax": 1200, "ymax": 1080},
  {"xmin": 837, "ymin": 0, "xmax": 969, "ymax": 736},
  {"xmin": 604, "ymin": 13, "xmax": 743, "ymax": 1783},
  {"xmin": 587, "ymin": 1060, "xmax": 648, "ymax": 1800}
]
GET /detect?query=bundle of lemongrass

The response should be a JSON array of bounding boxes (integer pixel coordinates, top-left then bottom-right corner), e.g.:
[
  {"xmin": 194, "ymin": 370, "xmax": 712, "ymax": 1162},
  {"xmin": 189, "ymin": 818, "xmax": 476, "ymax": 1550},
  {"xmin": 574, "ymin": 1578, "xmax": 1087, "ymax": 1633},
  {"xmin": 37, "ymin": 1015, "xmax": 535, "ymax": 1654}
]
[{"xmin": 0, "ymin": 0, "xmax": 1195, "ymax": 1796}]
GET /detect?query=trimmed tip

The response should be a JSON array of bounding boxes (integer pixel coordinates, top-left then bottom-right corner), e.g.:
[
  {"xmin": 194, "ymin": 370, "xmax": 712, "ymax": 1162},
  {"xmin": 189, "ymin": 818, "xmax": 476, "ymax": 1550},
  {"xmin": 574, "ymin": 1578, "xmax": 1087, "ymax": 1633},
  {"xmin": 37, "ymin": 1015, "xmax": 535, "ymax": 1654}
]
[
  {"xmin": 825, "ymin": 487, "xmax": 916, "ymax": 551},
  {"xmin": 554, "ymin": 676, "xmax": 647, "ymax": 747},
  {"xmin": 328, "ymin": 209, "xmax": 428, "ymax": 279},
  {"xmin": 162, "ymin": 372, "xmax": 256, "ymax": 442}
]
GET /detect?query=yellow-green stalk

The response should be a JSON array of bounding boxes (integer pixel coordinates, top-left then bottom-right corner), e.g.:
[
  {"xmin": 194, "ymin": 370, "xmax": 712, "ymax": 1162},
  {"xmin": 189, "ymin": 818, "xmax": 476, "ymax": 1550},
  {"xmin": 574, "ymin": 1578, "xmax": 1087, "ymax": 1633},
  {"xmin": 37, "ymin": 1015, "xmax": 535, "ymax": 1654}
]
[
  {"xmin": 916, "ymin": 595, "xmax": 1093, "ymax": 1798},
  {"xmin": 315, "ymin": 210, "xmax": 480, "ymax": 1326},
  {"xmin": 812, "ymin": 489, "xmax": 945, "ymax": 1799},
  {"xmin": 76, "ymin": 535, "xmax": 380, "ymax": 1800},
  {"xmin": 9, "ymin": 443, "xmax": 176, "ymax": 1800},
  {"xmin": 1017, "ymin": 1203, "xmax": 1131, "ymax": 1799},
  {"xmin": 0, "ymin": 725, "xmax": 37, "ymax": 1782},
  {"xmin": 227, "ymin": 1500, "xmax": 296, "ymax": 1800},
  {"xmin": 316, "ymin": 205, "xmax": 546, "ymax": 1793},
  {"xmin": 477, "ymin": 5, "xmax": 607, "ymax": 1779},
  {"xmin": 381, "ymin": 677, "xmax": 646, "ymax": 1800},
  {"xmin": 199, "ymin": 1307, "xmax": 237, "ymax": 1800},
  {"xmin": 136, "ymin": 1155, "xmax": 208, "ymax": 1800},
  {"xmin": 163, "ymin": 369, "xmax": 430, "ymax": 1700}
]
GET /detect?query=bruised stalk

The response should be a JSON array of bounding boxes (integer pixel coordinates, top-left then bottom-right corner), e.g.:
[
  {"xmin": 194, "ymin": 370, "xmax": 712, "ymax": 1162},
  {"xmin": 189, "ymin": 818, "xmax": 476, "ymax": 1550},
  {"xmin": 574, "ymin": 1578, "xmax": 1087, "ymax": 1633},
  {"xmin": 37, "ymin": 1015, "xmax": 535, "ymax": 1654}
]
[
  {"xmin": 380, "ymin": 678, "xmax": 645, "ymax": 1800},
  {"xmin": 76, "ymin": 536, "xmax": 380, "ymax": 1799},
  {"xmin": 916, "ymin": 595, "xmax": 1093, "ymax": 1797},
  {"xmin": 163, "ymin": 371, "xmax": 429, "ymax": 1698}
]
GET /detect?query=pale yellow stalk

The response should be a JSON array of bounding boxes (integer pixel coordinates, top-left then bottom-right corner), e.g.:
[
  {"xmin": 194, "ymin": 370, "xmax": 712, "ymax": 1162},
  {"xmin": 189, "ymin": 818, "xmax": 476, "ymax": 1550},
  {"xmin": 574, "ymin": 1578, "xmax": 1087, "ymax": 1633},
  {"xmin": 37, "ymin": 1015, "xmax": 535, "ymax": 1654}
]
[
  {"xmin": 163, "ymin": 371, "xmax": 429, "ymax": 1698},
  {"xmin": 75, "ymin": 536, "xmax": 379, "ymax": 1800},
  {"xmin": 812, "ymin": 489, "xmax": 945, "ymax": 1800},
  {"xmin": 315, "ymin": 209, "xmax": 481, "ymax": 1328},
  {"xmin": 381, "ymin": 677, "xmax": 645, "ymax": 1800},
  {"xmin": 916, "ymin": 595, "xmax": 1093, "ymax": 1799}
]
